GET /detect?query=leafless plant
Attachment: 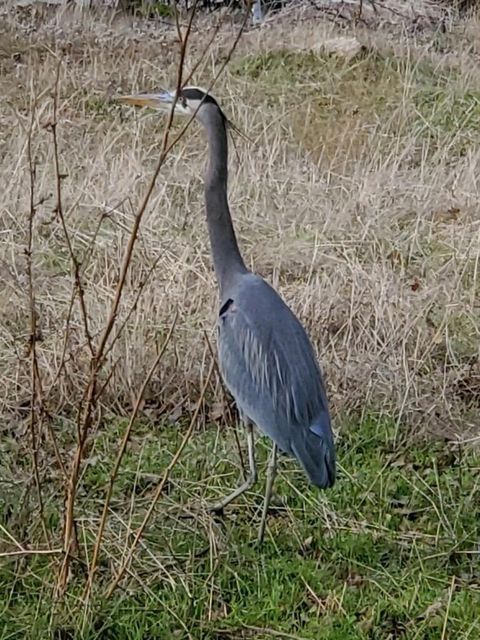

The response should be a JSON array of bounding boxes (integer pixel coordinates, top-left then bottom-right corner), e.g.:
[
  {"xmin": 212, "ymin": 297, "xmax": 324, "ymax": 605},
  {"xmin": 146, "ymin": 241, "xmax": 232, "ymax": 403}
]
[
  {"xmin": 25, "ymin": 95, "xmax": 50, "ymax": 547},
  {"xmin": 0, "ymin": 0, "xmax": 251, "ymax": 598}
]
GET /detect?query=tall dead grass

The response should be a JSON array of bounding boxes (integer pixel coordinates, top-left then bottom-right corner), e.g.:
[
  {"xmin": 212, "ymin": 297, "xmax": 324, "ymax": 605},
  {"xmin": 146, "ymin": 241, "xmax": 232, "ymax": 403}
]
[
  {"xmin": 2, "ymin": 6, "xmax": 479, "ymax": 432},
  {"xmin": 0, "ymin": 0, "xmax": 479, "ymax": 594}
]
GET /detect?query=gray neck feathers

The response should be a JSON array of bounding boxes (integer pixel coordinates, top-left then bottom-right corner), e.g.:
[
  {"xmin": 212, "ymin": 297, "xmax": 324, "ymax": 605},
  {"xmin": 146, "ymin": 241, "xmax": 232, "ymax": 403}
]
[{"xmin": 200, "ymin": 105, "xmax": 246, "ymax": 292}]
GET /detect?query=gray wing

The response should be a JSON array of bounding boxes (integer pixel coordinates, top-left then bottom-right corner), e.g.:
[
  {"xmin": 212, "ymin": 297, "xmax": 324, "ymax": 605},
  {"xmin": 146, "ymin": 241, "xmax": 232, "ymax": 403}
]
[{"xmin": 217, "ymin": 274, "xmax": 332, "ymax": 459}]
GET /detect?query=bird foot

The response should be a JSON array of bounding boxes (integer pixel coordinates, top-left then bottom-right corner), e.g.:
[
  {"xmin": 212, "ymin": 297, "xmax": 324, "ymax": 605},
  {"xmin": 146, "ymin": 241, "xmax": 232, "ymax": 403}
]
[
  {"xmin": 206, "ymin": 502, "xmax": 225, "ymax": 516},
  {"xmin": 265, "ymin": 492, "xmax": 285, "ymax": 511}
]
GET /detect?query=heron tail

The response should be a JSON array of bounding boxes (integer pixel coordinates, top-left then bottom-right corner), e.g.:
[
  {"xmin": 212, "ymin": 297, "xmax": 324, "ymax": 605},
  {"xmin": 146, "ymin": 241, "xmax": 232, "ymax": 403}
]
[{"xmin": 290, "ymin": 418, "xmax": 336, "ymax": 489}]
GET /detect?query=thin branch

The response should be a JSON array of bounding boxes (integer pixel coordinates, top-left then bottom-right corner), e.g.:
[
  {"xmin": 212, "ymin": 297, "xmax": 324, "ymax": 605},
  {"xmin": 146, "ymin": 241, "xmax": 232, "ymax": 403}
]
[
  {"xmin": 182, "ymin": 10, "xmax": 225, "ymax": 87},
  {"xmin": 0, "ymin": 548, "xmax": 63, "ymax": 559},
  {"xmin": 49, "ymin": 62, "xmax": 95, "ymax": 358},
  {"xmin": 57, "ymin": 4, "xmax": 196, "ymax": 594},
  {"xmin": 92, "ymin": 356, "xmax": 121, "ymax": 402},
  {"xmin": 47, "ymin": 209, "xmax": 108, "ymax": 399},
  {"xmin": 25, "ymin": 95, "xmax": 50, "ymax": 547},
  {"xmin": 101, "ymin": 251, "xmax": 164, "ymax": 363},
  {"xmin": 57, "ymin": 375, "xmax": 97, "ymax": 594},
  {"xmin": 104, "ymin": 359, "xmax": 214, "ymax": 599},
  {"xmin": 95, "ymin": 0, "xmax": 197, "ymax": 367},
  {"xmin": 85, "ymin": 311, "xmax": 178, "ymax": 598}
]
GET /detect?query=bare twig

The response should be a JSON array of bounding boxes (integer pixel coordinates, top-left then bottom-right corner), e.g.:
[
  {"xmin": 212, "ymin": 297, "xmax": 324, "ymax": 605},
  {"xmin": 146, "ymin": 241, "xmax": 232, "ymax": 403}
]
[
  {"xmin": 50, "ymin": 60, "xmax": 98, "ymax": 593},
  {"xmin": 101, "ymin": 251, "xmax": 164, "ymax": 363},
  {"xmin": 0, "ymin": 548, "xmax": 63, "ymax": 559},
  {"xmin": 57, "ymin": 375, "xmax": 97, "ymax": 593},
  {"xmin": 95, "ymin": 1, "xmax": 197, "ymax": 368},
  {"xmin": 49, "ymin": 62, "xmax": 95, "ymax": 357},
  {"xmin": 85, "ymin": 311, "xmax": 178, "ymax": 598},
  {"xmin": 104, "ymin": 359, "xmax": 214, "ymax": 599},
  {"xmin": 182, "ymin": 11, "xmax": 226, "ymax": 87},
  {"xmin": 57, "ymin": 0, "xmax": 198, "ymax": 595},
  {"xmin": 25, "ymin": 94, "xmax": 50, "ymax": 547}
]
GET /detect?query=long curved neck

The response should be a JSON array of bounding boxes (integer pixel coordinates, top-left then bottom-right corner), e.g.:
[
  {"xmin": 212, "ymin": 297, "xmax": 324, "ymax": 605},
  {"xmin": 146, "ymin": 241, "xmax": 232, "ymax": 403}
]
[{"xmin": 201, "ymin": 107, "xmax": 247, "ymax": 292}]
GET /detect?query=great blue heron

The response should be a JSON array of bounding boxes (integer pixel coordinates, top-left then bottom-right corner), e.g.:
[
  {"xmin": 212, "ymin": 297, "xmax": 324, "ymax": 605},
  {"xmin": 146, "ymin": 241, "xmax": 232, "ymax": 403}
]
[{"xmin": 118, "ymin": 86, "xmax": 336, "ymax": 542}]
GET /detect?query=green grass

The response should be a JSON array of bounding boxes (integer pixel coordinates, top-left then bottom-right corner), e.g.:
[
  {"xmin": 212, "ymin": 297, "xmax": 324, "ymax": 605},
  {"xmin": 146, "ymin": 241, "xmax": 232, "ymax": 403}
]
[
  {"xmin": 232, "ymin": 48, "xmax": 480, "ymax": 161},
  {"xmin": 232, "ymin": 49, "xmax": 405, "ymax": 162},
  {"xmin": 414, "ymin": 81, "xmax": 480, "ymax": 150},
  {"xmin": 1, "ymin": 416, "xmax": 479, "ymax": 639},
  {"xmin": 120, "ymin": 0, "xmax": 174, "ymax": 18}
]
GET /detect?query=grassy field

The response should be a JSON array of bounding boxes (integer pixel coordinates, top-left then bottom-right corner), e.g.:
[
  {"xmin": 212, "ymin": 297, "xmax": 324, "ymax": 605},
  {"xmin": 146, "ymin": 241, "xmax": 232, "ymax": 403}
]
[
  {"xmin": 1, "ymin": 2, "xmax": 479, "ymax": 638},
  {"xmin": 1, "ymin": 417, "xmax": 479, "ymax": 638}
]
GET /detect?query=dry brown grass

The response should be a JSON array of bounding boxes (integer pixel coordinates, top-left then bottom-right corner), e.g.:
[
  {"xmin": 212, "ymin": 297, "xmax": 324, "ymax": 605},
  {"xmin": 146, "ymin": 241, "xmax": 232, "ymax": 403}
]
[
  {"xmin": 0, "ymin": 4, "xmax": 480, "ymax": 633},
  {"xmin": 1, "ymin": 4, "xmax": 479, "ymax": 443}
]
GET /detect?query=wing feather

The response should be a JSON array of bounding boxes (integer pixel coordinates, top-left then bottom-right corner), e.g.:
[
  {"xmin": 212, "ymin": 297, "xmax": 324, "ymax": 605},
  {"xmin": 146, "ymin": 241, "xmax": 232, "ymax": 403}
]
[{"xmin": 217, "ymin": 275, "xmax": 329, "ymax": 453}]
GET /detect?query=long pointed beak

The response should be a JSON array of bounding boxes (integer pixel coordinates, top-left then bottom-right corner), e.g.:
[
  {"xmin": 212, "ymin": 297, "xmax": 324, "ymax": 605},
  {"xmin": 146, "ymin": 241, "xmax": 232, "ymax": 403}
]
[{"xmin": 115, "ymin": 91, "xmax": 174, "ymax": 110}]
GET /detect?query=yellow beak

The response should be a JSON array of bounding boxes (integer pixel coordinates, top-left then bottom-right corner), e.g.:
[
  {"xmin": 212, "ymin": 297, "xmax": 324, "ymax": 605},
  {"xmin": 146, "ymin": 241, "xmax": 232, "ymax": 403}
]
[{"xmin": 115, "ymin": 92, "xmax": 174, "ymax": 110}]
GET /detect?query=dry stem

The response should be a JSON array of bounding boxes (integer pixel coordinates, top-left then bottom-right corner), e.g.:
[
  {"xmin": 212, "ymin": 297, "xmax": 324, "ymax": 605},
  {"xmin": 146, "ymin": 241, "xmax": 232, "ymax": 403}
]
[
  {"xmin": 104, "ymin": 359, "xmax": 214, "ymax": 599},
  {"xmin": 85, "ymin": 311, "xmax": 178, "ymax": 598},
  {"xmin": 25, "ymin": 95, "xmax": 49, "ymax": 547}
]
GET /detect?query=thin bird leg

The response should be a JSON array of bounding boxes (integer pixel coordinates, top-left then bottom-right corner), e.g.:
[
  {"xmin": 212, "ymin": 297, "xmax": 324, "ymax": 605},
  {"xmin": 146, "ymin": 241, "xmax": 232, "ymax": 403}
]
[
  {"xmin": 207, "ymin": 423, "xmax": 257, "ymax": 514},
  {"xmin": 257, "ymin": 443, "xmax": 278, "ymax": 544}
]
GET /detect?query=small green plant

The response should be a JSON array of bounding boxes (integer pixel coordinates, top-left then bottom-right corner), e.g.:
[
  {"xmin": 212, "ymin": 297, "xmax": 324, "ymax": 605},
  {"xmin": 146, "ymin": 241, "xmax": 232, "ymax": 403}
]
[{"xmin": 119, "ymin": 0, "xmax": 174, "ymax": 18}]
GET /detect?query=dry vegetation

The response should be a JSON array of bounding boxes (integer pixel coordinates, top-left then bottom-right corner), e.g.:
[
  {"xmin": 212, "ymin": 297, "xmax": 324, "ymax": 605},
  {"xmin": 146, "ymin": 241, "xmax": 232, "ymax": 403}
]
[
  {"xmin": 0, "ymin": 2, "xmax": 480, "ymax": 638},
  {"xmin": 1, "ymin": 3, "xmax": 479, "ymax": 433}
]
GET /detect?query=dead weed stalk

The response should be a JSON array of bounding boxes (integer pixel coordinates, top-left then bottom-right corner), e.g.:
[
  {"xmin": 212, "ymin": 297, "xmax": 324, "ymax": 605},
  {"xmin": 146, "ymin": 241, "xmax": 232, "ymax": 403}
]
[{"xmin": 9, "ymin": 0, "xmax": 252, "ymax": 599}]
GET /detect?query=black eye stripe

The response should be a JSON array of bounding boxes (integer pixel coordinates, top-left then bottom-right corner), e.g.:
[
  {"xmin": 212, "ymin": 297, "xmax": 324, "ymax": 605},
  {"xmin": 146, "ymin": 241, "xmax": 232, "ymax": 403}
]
[{"xmin": 181, "ymin": 88, "xmax": 217, "ymax": 105}]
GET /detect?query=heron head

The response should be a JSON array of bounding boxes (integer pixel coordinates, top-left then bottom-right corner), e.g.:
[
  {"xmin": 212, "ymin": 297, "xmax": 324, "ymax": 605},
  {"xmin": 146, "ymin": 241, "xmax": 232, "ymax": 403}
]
[{"xmin": 117, "ymin": 86, "xmax": 225, "ymax": 123}]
